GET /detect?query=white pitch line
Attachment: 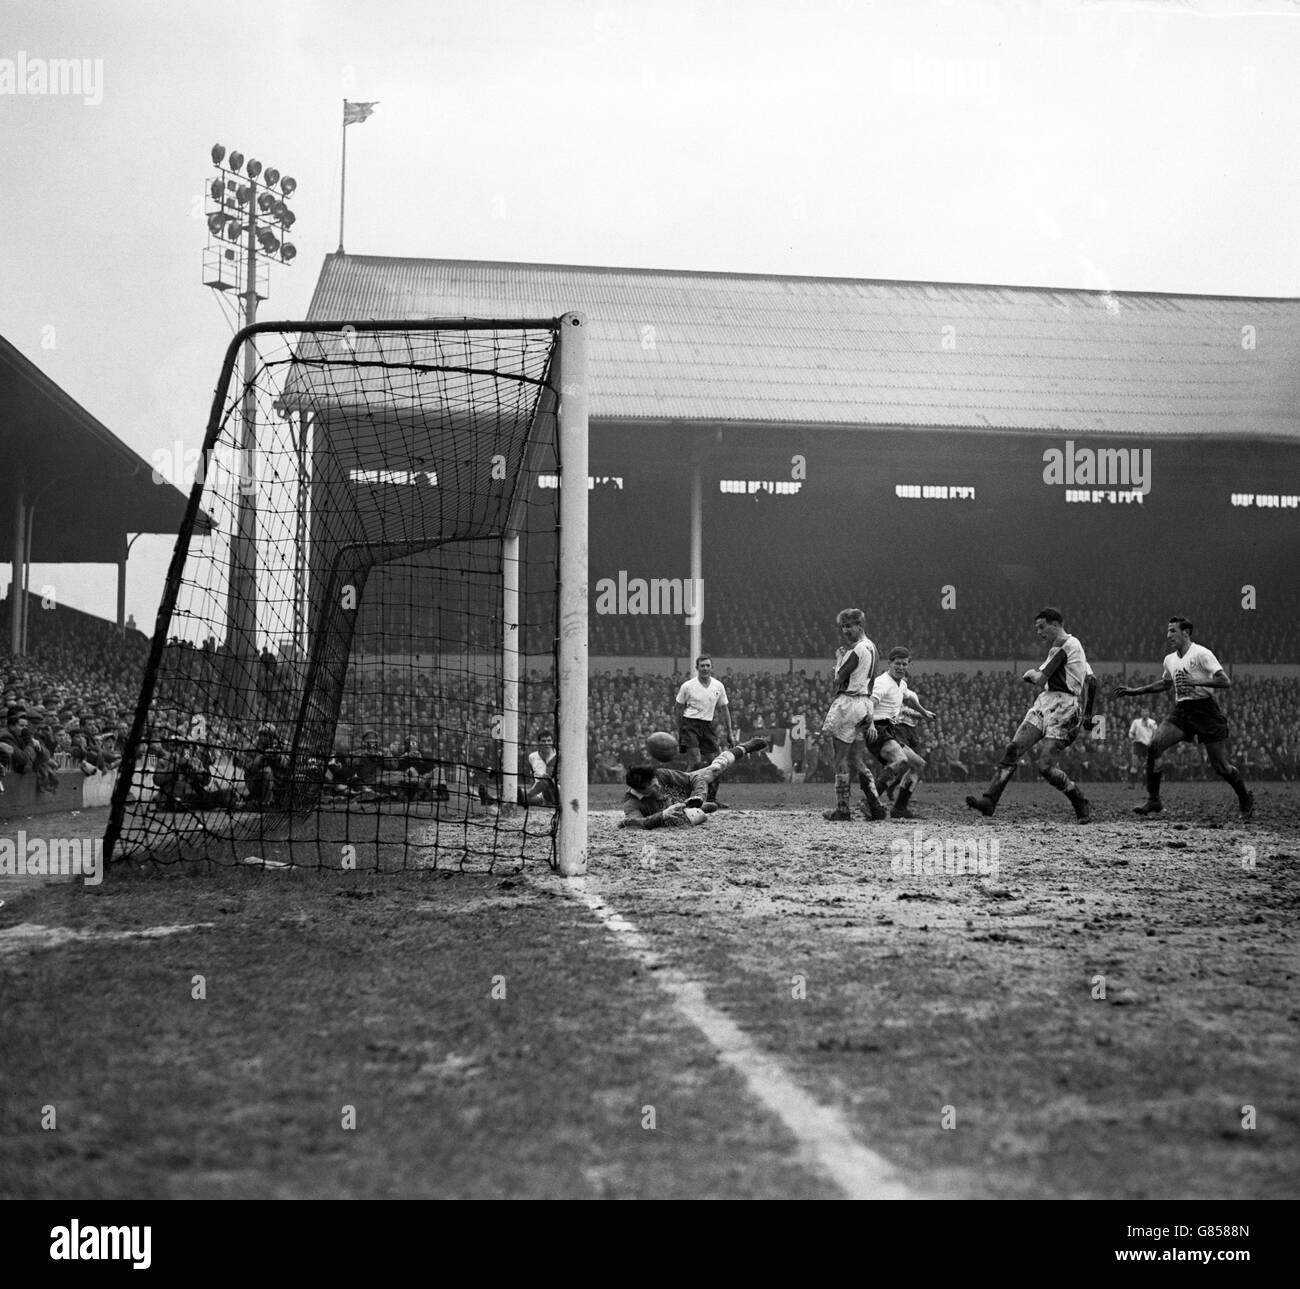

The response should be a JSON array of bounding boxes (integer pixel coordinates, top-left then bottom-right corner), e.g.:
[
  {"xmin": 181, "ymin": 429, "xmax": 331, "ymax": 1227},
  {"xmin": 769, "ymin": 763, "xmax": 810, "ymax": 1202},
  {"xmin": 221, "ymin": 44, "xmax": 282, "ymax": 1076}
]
[
  {"xmin": 0, "ymin": 922, "xmax": 215, "ymax": 956},
  {"xmin": 563, "ymin": 878, "xmax": 917, "ymax": 1200}
]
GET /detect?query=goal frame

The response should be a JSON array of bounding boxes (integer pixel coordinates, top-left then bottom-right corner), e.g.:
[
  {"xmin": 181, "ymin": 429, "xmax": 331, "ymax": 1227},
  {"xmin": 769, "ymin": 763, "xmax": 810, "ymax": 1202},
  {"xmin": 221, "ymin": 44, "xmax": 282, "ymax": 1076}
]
[{"xmin": 106, "ymin": 313, "xmax": 588, "ymax": 876}]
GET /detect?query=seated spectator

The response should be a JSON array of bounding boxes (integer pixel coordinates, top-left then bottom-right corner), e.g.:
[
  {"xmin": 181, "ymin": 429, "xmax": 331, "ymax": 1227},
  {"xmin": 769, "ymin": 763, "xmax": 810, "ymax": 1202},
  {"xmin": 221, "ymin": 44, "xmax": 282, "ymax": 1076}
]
[
  {"xmin": 244, "ymin": 723, "xmax": 290, "ymax": 806},
  {"xmin": 152, "ymin": 733, "xmax": 234, "ymax": 810},
  {"xmin": 396, "ymin": 733, "xmax": 450, "ymax": 802}
]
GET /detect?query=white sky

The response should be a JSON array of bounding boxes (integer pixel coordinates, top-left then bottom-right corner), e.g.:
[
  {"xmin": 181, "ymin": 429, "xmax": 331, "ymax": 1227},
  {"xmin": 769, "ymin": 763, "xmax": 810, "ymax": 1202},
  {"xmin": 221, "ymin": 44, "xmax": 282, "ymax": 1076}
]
[{"xmin": 2, "ymin": 0, "xmax": 1299, "ymax": 626}]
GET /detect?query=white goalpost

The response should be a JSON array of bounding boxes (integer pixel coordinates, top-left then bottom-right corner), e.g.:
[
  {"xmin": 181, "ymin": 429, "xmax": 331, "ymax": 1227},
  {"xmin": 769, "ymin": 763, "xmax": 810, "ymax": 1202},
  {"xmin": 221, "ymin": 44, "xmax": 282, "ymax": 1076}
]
[{"xmin": 556, "ymin": 312, "xmax": 589, "ymax": 877}]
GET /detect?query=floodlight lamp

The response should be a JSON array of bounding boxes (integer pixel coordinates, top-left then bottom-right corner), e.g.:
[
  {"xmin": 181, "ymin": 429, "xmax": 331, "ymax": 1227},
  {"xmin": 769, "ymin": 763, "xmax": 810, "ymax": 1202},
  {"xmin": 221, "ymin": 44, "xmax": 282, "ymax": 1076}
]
[
  {"xmin": 257, "ymin": 192, "xmax": 275, "ymax": 213},
  {"xmin": 211, "ymin": 143, "xmax": 226, "ymax": 165},
  {"xmin": 246, "ymin": 159, "xmax": 262, "ymax": 179},
  {"xmin": 226, "ymin": 217, "xmax": 244, "ymax": 241},
  {"xmin": 236, "ymin": 185, "xmax": 251, "ymax": 205},
  {"xmin": 210, "ymin": 179, "xmax": 225, "ymax": 203},
  {"xmin": 271, "ymin": 200, "xmax": 286, "ymax": 221},
  {"xmin": 280, "ymin": 208, "xmax": 296, "ymax": 229},
  {"xmin": 229, "ymin": 150, "xmax": 245, "ymax": 172},
  {"xmin": 281, "ymin": 243, "xmax": 297, "ymax": 263},
  {"xmin": 207, "ymin": 212, "xmax": 226, "ymax": 235},
  {"xmin": 264, "ymin": 167, "xmax": 280, "ymax": 187},
  {"xmin": 280, "ymin": 176, "xmax": 296, "ymax": 196}
]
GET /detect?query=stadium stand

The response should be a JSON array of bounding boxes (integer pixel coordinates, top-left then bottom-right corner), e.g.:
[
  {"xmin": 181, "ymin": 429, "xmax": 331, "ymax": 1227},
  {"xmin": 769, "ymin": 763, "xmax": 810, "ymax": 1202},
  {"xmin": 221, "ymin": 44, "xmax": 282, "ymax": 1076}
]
[{"xmin": 590, "ymin": 558, "xmax": 1300, "ymax": 663}]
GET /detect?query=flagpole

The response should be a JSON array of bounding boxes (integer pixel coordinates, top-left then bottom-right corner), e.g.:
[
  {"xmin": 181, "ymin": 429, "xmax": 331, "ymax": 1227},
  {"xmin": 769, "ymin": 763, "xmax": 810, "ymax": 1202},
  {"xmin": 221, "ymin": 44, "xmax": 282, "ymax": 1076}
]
[{"xmin": 337, "ymin": 99, "xmax": 347, "ymax": 252}]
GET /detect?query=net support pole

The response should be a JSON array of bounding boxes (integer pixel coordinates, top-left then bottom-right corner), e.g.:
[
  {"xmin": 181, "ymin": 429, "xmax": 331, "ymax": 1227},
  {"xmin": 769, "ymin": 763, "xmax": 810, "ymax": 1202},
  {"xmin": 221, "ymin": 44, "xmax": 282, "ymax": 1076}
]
[
  {"xmin": 116, "ymin": 532, "xmax": 128, "ymax": 635},
  {"xmin": 9, "ymin": 483, "xmax": 24, "ymax": 655},
  {"xmin": 556, "ymin": 312, "xmax": 589, "ymax": 877},
  {"xmin": 501, "ymin": 531, "xmax": 521, "ymax": 807},
  {"xmin": 689, "ymin": 441, "xmax": 703, "ymax": 666}
]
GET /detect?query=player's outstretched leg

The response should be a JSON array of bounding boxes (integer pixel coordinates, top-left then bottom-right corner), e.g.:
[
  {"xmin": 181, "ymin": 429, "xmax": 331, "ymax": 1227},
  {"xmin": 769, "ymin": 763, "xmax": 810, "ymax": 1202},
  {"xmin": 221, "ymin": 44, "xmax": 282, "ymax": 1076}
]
[
  {"xmin": 1206, "ymin": 741, "xmax": 1254, "ymax": 818},
  {"xmin": 822, "ymin": 737, "xmax": 855, "ymax": 821},
  {"xmin": 892, "ymin": 770, "xmax": 920, "ymax": 819},
  {"xmin": 1038, "ymin": 760, "xmax": 1091, "ymax": 822},
  {"xmin": 684, "ymin": 739, "xmax": 767, "ymax": 807},
  {"xmin": 856, "ymin": 768, "xmax": 888, "ymax": 820},
  {"xmin": 966, "ymin": 748, "xmax": 1018, "ymax": 817}
]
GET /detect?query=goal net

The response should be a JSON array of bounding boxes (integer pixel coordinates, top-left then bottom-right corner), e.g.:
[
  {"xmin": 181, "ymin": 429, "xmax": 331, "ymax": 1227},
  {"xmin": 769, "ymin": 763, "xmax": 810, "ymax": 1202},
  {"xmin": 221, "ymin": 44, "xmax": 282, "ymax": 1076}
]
[{"xmin": 106, "ymin": 317, "xmax": 588, "ymax": 875}]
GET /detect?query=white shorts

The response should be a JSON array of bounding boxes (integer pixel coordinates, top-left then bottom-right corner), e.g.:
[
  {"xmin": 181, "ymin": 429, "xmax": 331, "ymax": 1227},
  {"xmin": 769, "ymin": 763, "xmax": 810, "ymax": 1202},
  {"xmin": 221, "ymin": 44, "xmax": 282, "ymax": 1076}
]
[
  {"xmin": 1020, "ymin": 691, "xmax": 1081, "ymax": 743},
  {"xmin": 822, "ymin": 694, "xmax": 872, "ymax": 744}
]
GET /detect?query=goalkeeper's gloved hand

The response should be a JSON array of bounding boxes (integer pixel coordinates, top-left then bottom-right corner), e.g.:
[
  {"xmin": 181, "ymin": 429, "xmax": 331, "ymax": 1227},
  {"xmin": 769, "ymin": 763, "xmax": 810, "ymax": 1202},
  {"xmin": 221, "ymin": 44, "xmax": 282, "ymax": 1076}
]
[{"xmin": 702, "ymin": 801, "xmax": 719, "ymax": 814}]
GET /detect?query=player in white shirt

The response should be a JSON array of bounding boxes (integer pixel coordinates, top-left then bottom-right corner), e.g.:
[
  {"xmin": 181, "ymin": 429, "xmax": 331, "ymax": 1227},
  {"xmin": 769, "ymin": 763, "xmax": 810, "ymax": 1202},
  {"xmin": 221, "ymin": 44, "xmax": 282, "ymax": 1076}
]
[
  {"xmin": 523, "ymin": 731, "xmax": 558, "ymax": 806},
  {"xmin": 673, "ymin": 655, "xmax": 734, "ymax": 806},
  {"xmin": 820, "ymin": 608, "xmax": 887, "ymax": 821},
  {"xmin": 1115, "ymin": 617, "xmax": 1254, "ymax": 818},
  {"xmin": 1126, "ymin": 713, "xmax": 1159, "ymax": 789},
  {"xmin": 869, "ymin": 647, "xmax": 935, "ymax": 819},
  {"xmin": 967, "ymin": 607, "xmax": 1093, "ymax": 822}
]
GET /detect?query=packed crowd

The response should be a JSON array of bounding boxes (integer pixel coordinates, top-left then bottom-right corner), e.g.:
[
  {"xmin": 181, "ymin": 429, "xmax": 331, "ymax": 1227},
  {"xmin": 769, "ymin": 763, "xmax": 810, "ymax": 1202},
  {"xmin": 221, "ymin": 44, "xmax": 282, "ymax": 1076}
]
[
  {"xmin": 4, "ymin": 593, "xmax": 1300, "ymax": 794},
  {"xmin": 0, "ymin": 601, "xmax": 147, "ymax": 793}
]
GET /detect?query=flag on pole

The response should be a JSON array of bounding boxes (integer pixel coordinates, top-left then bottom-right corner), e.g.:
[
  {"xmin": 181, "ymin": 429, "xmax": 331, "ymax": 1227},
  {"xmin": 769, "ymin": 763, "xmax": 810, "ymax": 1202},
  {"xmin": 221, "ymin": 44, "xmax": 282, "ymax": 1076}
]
[{"xmin": 343, "ymin": 100, "xmax": 377, "ymax": 126}]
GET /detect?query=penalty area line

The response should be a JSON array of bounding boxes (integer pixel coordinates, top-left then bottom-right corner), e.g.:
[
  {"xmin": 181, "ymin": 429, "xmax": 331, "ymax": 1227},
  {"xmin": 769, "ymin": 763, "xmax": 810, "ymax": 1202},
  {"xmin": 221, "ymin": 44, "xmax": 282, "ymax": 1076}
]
[{"xmin": 561, "ymin": 878, "xmax": 917, "ymax": 1200}]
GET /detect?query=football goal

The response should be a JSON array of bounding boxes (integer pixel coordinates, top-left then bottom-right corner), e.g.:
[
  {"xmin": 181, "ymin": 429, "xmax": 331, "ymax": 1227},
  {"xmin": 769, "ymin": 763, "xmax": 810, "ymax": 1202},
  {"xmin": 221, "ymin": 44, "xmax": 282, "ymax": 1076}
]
[{"xmin": 105, "ymin": 316, "xmax": 588, "ymax": 875}]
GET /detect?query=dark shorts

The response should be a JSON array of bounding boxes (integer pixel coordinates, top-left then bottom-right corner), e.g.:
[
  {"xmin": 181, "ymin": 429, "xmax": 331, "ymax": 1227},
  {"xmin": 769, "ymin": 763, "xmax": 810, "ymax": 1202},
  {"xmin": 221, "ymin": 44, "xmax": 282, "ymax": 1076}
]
[
  {"xmin": 1131, "ymin": 740, "xmax": 1151, "ymax": 758},
  {"xmin": 893, "ymin": 723, "xmax": 919, "ymax": 752},
  {"xmin": 679, "ymin": 718, "xmax": 721, "ymax": 759},
  {"xmin": 1166, "ymin": 699, "xmax": 1230, "ymax": 745},
  {"xmin": 867, "ymin": 720, "xmax": 901, "ymax": 760}
]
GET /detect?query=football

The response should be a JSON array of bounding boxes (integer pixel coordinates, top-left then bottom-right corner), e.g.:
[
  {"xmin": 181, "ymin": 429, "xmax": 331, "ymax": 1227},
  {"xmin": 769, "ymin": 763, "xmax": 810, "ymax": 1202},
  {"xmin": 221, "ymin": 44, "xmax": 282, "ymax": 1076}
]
[{"xmin": 645, "ymin": 731, "xmax": 678, "ymax": 762}]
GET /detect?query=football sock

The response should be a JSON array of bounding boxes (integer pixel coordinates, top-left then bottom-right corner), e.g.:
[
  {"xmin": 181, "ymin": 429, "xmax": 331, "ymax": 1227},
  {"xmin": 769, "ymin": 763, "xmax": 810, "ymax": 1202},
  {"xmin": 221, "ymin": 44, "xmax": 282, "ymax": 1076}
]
[
  {"xmin": 1145, "ymin": 754, "xmax": 1162, "ymax": 800},
  {"xmin": 857, "ymin": 769, "xmax": 882, "ymax": 803},
  {"xmin": 835, "ymin": 772, "xmax": 850, "ymax": 809},
  {"xmin": 1040, "ymin": 765, "xmax": 1075, "ymax": 794},
  {"xmin": 985, "ymin": 765, "xmax": 1015, "ymax": 804},
  {"xmin": 1220, "ymin": 766, "xmax": 1249, "ymax": 801},
  {"xmin": 707, "ymin": 749, "xmax": 738, "ymax": 775}
]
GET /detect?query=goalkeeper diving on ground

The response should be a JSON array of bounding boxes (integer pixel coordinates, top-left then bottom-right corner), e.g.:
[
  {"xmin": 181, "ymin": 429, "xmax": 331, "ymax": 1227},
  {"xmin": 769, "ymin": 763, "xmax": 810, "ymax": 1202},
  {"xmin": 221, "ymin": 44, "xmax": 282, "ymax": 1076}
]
[{"xmin": 618, "ymin": 737, "xmax": 769, "ymax": 829}]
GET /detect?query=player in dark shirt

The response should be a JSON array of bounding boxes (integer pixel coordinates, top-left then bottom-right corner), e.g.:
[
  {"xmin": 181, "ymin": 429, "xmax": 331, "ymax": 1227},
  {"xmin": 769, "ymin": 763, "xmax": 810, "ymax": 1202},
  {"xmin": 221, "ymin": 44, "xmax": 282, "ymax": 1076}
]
[
  {"xmin": 966, "ymin": 607, "xmax": 1094, "ymax": 822},
  {"xmin": 619, "ymin": 737, "xmax": 768, "ymax": 829}
]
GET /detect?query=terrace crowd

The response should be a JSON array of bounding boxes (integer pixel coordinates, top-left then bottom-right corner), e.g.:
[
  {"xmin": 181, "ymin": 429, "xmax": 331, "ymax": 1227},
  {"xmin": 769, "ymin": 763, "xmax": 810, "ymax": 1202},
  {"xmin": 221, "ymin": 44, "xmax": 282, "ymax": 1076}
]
[{"xmin": 3, "ymin": 594, "xmax": 1299, "ymax": 790}]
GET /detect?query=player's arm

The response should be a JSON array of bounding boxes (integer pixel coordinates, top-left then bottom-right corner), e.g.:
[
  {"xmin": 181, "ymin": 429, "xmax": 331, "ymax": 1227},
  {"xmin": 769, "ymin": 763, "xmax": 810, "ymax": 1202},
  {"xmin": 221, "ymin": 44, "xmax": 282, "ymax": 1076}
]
[
  {"xmin": 619, "ymin": 795, "xmax": 655, "ymax": 829},
  {"xmin": 619, "ymin": 799, "xmax": 693, "ymax": 830},
  {"xmin": 901, "ymin": 694, "xmax": 935, "ymax": 721},
  {"xmin": 1114, "ymin": 676, "xmax": 1173, "ymax": 698},
  {"xmin": 1024, "ymin": 647, "xmax": 1066, "ymax": 688},
  {"xmin": 717, "ymin": 696, "xmax": 734, "ymax": 746},
  {"xmin": 1202, "ymin": 669, "xmax": 1232, "ymax": 691},
  {"xmin": 1081, "ymin": 672, "xmax": 1099, "ymax": 729},
  {"xmin": 855, "ymin": 662, "xmax": 878, "ymax": 741},
  {"xmin": 833, "ymin": 652, "xmax": 857, "ymax": 693},
  {"xmin": 672, "ymin": 698, "xmax": 686, "ymax": 748}
]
